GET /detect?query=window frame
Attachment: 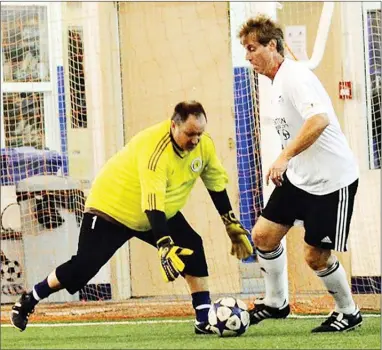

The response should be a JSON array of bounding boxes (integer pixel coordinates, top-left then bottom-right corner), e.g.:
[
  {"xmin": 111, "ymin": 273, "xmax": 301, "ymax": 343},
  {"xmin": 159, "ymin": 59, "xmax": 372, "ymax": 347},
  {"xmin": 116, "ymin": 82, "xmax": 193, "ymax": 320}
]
[{"xmin": 1, "ymin": 2, "xmax": 61, "ymax": 152}]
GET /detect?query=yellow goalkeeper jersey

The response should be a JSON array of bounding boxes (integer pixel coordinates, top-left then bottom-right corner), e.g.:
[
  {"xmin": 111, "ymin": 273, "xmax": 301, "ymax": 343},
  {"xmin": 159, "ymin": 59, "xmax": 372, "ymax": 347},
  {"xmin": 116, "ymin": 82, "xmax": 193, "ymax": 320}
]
[{"xmin": 85, "ymin": 119, "xmax": 229, "ymax": 231}]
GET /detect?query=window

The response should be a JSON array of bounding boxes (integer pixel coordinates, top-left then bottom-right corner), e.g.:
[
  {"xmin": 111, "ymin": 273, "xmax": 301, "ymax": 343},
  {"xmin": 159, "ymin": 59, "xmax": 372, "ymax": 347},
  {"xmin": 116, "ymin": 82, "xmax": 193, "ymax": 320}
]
[
  {"xmin": 3, "ymin": 92, "xmax": 45, "ymax": 149},
  {"xmin": 2, "ymin": 5, "xmax": 50, "ymax": 83},
  {"xmin": 68, "ymin": 28, "xmax": 87, "ymax": 128},
  {"xmin": 1, "ymin": 4, "xmax": 63, "ymax": 153}
]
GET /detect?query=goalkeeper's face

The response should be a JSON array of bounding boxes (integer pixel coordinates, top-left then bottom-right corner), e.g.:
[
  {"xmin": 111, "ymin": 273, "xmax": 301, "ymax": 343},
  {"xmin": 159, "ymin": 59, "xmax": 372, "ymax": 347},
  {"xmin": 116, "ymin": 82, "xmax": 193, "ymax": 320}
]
[{"xmin": 171, "ymin": 114, "xmax": 206, "ymax": 151}]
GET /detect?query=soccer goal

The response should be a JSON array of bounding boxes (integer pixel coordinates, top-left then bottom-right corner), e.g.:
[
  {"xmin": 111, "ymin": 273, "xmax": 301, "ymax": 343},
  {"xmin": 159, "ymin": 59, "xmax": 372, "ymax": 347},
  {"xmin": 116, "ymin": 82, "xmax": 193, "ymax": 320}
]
[{"xmin": 0, "ymin": 2, "xmax": 380, "ymax": 322}]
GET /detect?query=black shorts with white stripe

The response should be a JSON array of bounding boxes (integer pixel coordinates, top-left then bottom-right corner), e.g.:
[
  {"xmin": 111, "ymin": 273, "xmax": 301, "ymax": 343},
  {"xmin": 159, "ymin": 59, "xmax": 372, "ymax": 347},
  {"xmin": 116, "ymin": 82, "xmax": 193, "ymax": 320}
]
[{"xmin": 261, "ymin": 176, "xmax": 358, "ymax": 252}]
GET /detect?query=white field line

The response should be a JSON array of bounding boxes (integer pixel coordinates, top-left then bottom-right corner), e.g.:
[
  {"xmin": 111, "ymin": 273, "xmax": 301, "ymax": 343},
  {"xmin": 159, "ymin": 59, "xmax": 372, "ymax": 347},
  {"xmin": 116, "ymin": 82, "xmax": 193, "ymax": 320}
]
[{"xmin": 1, "ymin": 314, "xmax": 380, "ymax": 328}]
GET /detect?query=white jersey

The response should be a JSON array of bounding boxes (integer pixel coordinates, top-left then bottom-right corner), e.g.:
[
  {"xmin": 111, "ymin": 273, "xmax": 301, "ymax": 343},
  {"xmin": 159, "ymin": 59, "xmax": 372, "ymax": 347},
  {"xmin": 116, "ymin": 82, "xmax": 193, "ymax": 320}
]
[{"xmin": 271, "ymin": 58, "xmax": 358, "ymax": 195}]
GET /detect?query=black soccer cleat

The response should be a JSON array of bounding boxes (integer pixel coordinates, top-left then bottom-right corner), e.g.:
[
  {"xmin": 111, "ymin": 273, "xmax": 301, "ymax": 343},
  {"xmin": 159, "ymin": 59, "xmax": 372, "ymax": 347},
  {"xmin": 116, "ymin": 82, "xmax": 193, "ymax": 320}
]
[
  {"xmin": 249, "ymin": 299, "xmax": 290, "ymax": 325},
  {"xmin": 311, "ymin": 308, "xmax": 362, "ymax": 333},
  {"xmin": 10, "ymin": 292, "xmax": 36, "ymax": 331},
  {"xmin": 194, "ymin": 321, "xmax": 214, "ymax": 335}
]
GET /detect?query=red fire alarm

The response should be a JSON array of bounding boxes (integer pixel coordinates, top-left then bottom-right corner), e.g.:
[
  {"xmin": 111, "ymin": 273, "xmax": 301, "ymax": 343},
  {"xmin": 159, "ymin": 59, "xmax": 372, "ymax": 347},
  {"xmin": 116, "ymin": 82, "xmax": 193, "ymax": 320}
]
[{"xmin": 339, "ymin": 81, "xmax": 352, "ymax": 99}]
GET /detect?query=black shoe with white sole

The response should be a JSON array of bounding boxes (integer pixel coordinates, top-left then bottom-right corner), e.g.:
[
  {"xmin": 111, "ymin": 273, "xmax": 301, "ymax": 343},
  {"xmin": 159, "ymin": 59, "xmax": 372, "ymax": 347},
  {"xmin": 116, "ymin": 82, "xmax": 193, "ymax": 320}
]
[
  {"xmin": 10, "ymin": 292, "xmax": 36, "ymax": 331},
  {"xmin": 312, "ymin": 308, "xmax": 362, "ymax": 333},
  {"xmin": 194, "ymin": 321, "xmax": 214, "ymax": 334},
  {"xmin": 249, "ymin": 299, "xmax": 290, "ymax": 325}
]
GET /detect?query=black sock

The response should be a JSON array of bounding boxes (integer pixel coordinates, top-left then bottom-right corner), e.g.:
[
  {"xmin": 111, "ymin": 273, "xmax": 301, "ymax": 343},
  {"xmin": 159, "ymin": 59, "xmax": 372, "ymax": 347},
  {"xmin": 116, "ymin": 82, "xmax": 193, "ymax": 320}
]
[
  {"xmin": 192, "ymin": 291, "xmax": 211, "ymax": 323},
  {"xmin": 33, "ymin": 277, "xmax": 55, "ymax": 301}
]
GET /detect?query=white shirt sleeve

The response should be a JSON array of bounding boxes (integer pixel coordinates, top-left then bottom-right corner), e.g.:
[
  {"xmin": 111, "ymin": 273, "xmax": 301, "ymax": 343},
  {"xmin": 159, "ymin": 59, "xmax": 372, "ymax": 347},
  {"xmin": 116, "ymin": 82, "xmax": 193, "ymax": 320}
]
[{"xmin": 288, "ymin": 74, "xmax": 329, "ymax": 120}]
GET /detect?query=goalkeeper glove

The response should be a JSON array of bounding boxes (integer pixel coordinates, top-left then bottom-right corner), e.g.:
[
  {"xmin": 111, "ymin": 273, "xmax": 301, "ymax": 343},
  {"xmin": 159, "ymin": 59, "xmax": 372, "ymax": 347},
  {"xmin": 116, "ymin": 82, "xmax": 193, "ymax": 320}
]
[
  {"xmin": 221, "ymin": 211, "xmax": 253, "ymax": 259},
  {"xmin": 157, "ymin": 236, "xmax": 194, "ymax": 283}
]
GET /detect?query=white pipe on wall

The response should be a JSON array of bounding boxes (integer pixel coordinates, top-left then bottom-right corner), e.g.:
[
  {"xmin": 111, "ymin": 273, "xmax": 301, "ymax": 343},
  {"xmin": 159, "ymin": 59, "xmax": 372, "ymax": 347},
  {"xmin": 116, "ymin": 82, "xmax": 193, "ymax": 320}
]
[{"xmin": 306, "ymin": 2, "xmax": 335, "ymax": 70}]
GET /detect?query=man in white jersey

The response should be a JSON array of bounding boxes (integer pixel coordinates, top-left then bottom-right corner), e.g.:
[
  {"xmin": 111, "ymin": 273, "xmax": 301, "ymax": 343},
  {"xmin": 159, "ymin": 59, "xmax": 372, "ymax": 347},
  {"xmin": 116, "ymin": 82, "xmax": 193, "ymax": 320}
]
[{"xmin": 238, "ymin": 15, "xmax": 362, "ymax": 332}]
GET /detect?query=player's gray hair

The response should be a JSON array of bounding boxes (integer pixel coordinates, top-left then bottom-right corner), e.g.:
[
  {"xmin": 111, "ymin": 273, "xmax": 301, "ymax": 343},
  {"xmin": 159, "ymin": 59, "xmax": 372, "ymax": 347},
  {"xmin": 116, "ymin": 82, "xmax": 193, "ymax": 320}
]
[
  {"xmin": 238, "ymin": 14, "xmax": 285, "ymax": 57},
  {"xmin": 171, "ymin": 100, "xmax": 207, "ymax": 124}
]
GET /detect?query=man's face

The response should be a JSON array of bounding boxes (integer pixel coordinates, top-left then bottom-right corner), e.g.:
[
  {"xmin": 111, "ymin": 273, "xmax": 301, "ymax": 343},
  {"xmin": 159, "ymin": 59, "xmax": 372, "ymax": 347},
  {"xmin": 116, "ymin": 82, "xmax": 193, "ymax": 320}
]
[
  {"xmin": 242, "ymin": 35, "xmax": 276, "ymax": 76},
  {"xmin": 171, "ymin": 114, "xmax": 206, "ymax": 151}
]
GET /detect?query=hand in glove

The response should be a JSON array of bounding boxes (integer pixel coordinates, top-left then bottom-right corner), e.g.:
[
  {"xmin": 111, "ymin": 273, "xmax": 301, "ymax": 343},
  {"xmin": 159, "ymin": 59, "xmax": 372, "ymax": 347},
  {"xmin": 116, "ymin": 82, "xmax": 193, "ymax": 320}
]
[
  {"xmin": 221, "ymin": 211, "xmax": 253, "ymax": 259},
  {"xmin": 157, "ymin": 236, "xmax": 194, "ymax": 282}
]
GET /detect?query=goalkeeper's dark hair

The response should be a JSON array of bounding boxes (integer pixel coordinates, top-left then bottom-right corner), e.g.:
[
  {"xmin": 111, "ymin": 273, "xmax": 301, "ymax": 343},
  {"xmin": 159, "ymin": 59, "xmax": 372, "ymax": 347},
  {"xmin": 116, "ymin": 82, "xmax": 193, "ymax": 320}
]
[
  {"xmin": 238, "ymin": 14, "xmax": 285, "ymax": 57},
  {"xmin": 171, "ymin": 101, "xmax": 207, "ymax": 124}
]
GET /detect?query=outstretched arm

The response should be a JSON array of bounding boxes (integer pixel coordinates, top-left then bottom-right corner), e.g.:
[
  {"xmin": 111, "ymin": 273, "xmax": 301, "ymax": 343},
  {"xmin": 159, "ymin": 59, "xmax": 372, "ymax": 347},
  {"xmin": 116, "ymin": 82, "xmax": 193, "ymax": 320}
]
[{"xmin": 208, "ymin": 189, "xmax": 253, "ymax": 260}]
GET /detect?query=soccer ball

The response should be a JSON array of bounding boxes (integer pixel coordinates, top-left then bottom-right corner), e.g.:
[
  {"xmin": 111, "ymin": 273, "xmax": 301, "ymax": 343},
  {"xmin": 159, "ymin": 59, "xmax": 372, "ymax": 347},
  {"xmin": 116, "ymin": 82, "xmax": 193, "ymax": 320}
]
[
  {"xmin": 208, "ymin": 297, "xmax": 250, "ymax": 337},
  {"xmin": 1, "ymin": 260, "xmax": 23, "ymax": 283}
]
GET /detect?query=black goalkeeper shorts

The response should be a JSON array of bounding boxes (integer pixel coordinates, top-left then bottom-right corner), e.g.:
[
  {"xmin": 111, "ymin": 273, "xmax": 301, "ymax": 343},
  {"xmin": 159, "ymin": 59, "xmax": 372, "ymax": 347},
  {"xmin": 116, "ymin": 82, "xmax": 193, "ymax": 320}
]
[{"xmin": 55, "ymin": 212, "xmax": 208, "ymax": 294}]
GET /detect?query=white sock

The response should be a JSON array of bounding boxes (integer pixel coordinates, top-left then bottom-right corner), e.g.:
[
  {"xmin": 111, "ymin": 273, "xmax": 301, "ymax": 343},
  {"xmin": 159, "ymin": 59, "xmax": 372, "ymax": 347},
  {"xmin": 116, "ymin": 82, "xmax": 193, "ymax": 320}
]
[
  {"xmin": 315, "ymin": 255, "xmax": 356, "ymax": 314},
  {"xmin": 257, "ymin": 244, "xmax": 287, "ymax": 308}
]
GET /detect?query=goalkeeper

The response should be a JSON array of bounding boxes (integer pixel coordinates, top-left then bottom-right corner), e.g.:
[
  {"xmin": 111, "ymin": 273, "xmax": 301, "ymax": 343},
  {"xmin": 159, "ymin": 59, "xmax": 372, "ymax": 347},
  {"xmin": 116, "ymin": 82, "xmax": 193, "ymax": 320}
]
[{"xmin": 10, "ymin": 100, "xmax": 253, "ymax": 334}]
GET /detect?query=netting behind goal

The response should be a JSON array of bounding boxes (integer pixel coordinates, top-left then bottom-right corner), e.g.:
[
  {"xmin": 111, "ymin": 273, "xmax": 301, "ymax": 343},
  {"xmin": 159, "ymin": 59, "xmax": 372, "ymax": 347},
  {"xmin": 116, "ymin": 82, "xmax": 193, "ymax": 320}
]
[
  {"xmin": 0, "ymin": 3, "xmax": 114, "ymax": 305},
  {"xmin": 233, "ymin": 67, "xmax": 263, "ymax": 260},
  {"xmin": 0, "ymin": 2, "xmax": 257, "ymax": 314},
  {"xmin": 1, "ymin": 4, "xmax": 69, "ymax": 304},
  {"xmin": 117, "ymin": 1, "xmax": 249, "ymax": 300},
  {"xmin": 364, "ymin": 6, "xmax": 381, "ymax": 170},
  {"xmin": 349, "ymin": 1, "xmax": 381, "ymax": 303}
]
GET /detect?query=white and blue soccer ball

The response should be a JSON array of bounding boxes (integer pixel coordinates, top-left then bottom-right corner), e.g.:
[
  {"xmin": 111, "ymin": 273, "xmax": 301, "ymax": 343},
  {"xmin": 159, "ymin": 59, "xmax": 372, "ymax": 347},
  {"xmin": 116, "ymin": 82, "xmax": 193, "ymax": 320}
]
[{"xmin": 208, "ymin": 297, "xmax": 250, "ymax": 337}]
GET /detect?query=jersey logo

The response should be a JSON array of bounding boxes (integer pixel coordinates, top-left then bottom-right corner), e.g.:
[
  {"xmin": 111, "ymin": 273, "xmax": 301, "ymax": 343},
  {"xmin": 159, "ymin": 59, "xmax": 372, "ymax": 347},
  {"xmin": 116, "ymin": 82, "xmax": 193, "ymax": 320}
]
[
  {"xmin": 274, "ymin": 117, "xmax": 291, "ymax": 141},
  {"xmin": 190, "ymin": 157, "xmax": 203, "ymax": 172}
]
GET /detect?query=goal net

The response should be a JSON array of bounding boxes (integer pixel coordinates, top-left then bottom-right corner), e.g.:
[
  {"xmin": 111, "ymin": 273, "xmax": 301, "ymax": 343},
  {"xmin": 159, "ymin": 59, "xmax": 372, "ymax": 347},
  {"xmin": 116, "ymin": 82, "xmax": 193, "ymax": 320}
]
[
  {"xmin": 0, "ymin": 3, "xmax": 107, "ymax": 306},
  {"xmin": 0, "ymin": 2, "xmax": 254, "ymax": 318},
  {"xmin": 1, "ymin": 2, "xmax": 380, "ymax": 321}
]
